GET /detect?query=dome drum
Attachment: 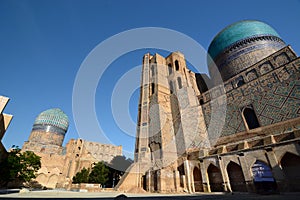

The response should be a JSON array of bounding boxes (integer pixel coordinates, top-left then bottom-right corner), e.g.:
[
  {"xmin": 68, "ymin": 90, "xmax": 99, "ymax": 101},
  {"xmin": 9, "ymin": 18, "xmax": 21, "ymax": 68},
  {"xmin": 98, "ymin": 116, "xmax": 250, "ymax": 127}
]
[
  {"xmin": 28, "ymin": 129, "xmax": 65, "ymax": 147},
  {"xmin": 32, "ymin": 124, "xmax": 67, "ymax": 135},
  {"xmin": 29, "ymin": 108, "xmax": 69, "ymax": 146},
  {"xmin": 208, "ymin": 20, "xmax": 286, "ymax": 82},
  {"xmin": 210, "ymin": 35, "xmax": 285, "ymax": 81}
]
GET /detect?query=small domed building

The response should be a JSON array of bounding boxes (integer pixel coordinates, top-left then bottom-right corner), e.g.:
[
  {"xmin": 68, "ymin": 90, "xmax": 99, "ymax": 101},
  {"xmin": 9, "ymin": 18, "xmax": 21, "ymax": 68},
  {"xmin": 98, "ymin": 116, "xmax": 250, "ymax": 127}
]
[
  {"xmin": 118, "ymin": 20, "xmax": 300, "ymax": 194},
  {"xmin": 22, "ymin": 108, "xmax": 122, "ymax": 189},
  {"xmin": 23, "ymin": 108, "xmax": 69, "ymax": 154}
]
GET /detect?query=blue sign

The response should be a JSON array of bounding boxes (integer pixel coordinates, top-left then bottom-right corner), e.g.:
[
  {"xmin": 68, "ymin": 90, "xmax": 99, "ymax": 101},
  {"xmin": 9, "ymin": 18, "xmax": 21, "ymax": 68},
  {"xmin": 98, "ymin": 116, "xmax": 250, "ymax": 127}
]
[{"xmin": 252, "ymin": 161, "xmax": 275, "ymax": 182}]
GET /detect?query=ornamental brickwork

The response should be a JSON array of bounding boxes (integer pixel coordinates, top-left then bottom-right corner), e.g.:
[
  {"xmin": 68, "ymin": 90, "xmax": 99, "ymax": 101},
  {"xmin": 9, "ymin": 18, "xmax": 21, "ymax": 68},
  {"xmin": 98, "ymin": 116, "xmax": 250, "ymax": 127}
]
[
  {"xmin": 117, "ymin": 21, "xmax": 300, "ymax": 194},
  {"xmin": 22, "ymin": 109, "xmax": 122, "ymax": 189}
]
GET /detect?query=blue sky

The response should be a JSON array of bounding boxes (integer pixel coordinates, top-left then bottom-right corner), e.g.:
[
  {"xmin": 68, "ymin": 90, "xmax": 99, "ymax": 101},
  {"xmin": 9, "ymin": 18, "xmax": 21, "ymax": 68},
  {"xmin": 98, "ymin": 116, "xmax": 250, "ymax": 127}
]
[{"xmin": 1, "ymin": 0, "xmax": 300, "ymax": 158}]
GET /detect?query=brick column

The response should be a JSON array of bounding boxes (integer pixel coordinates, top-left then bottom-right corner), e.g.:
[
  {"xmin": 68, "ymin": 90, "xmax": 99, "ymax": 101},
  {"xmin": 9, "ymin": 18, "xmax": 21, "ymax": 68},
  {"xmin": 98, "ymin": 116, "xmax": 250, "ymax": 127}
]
[
  {"xmin": 265, "ymin": 150, "xmax": 287, "ymax": 192},
  {"xmin": 238, "ymin": 155, "xmax": 255, "ymax": 193}
]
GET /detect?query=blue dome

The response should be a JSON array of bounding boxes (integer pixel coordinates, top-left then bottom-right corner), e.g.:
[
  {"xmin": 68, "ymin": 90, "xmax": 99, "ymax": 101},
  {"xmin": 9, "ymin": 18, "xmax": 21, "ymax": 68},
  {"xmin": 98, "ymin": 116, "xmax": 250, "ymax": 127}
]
[
  {"xmin": 34, "ymin": 108, "xmax": 69, "ymax": 132},
  {"xmin": 208, "ymin": 20, "xmax": 281, "ymax": 59}
]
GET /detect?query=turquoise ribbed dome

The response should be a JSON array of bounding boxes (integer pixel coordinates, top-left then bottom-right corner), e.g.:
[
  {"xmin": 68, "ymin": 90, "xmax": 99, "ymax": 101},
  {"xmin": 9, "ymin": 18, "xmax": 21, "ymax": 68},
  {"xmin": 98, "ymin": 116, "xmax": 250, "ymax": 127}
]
[
  {"xmin": 208, "ymin": 20, "xmax": 281, "ymax": 59},
  {"xmin": 34, "ymin": 108, "xmax": 69, "ymax": 132}
]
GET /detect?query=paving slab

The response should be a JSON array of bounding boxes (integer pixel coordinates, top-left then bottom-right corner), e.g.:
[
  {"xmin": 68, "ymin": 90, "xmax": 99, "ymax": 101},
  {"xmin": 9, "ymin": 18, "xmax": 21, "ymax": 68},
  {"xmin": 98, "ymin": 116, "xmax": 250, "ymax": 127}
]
[{"xmin": 0, "ymin": 190, "xmax": 299, "ymax": 200}]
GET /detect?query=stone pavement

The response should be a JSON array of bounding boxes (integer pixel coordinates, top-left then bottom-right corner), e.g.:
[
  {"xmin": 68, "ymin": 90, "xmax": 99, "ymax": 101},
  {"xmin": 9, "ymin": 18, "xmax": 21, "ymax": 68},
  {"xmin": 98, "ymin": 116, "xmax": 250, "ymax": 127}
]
[{"xmin": 0, "ymin": 190, "xmax": 299, "ymax": 200}]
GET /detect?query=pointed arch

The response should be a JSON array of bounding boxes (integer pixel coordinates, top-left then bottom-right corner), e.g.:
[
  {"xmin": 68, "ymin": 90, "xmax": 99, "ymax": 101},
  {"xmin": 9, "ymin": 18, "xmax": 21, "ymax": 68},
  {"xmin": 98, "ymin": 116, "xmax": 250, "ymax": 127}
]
[
  {"xmin": 280, "ymin": 152, "xmax": 300, "ymax": 192},
  {"xmin": 251, "ymin": 160, "xmax": 276, "ymax": 193},
  {"xmin": 227, "ymin": 161, "xmax": 247, "ymax": 192},
  {"xmin": 242, "ymin": 107, "xmax": 260, "ymax": 129},
  {"xmin": 35, "ymin": 173, "xmax": 48, "ymax": 187},
  {"xmin": 207, "ymin": 164, "xmax": 223, "ymax": 192},
  {"xmin": 47, "ymin": 174, "xmax": 59, "ymax": 189},
  {"xmin": 193, "ymin": 167, "xmax": 203, "ymax": 192}
]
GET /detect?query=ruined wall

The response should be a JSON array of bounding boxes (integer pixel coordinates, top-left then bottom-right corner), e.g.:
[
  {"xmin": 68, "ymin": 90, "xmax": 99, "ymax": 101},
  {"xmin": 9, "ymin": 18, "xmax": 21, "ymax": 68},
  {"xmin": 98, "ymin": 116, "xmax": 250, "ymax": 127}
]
[{"xmin": 24, "ymin": 138, "xmax": 122, "ymax": 189}]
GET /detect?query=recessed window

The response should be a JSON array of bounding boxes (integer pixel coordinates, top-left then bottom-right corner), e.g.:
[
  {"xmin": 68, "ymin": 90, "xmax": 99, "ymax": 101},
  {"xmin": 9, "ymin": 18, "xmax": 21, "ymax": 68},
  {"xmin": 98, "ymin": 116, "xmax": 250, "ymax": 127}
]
[
  {"xmin": 151, "ymin": 65, "xmax": 155, "ymax": 77},
  {"xmin": 169, "ymin": 81, "xmax": 173, "ymax": 94},
  {"xmin": 200, "ymin": 99, "xmax": 204, "ymax": 105},
  {"xmin": 242, "ymin": 106, "xmax": 260, "ymax": 129},
  {"xmin": 151, "ymin": 83, "xmax": 155, "ymax": 94},
  {"xmin": 175, "ymin": 60, "xmax": 179, "ymax": 71},
  {"xmin": 177, "ymin": 77, "xmax": 182, "ymax": 89},
  {"xmin": 236, "ymin": 76, "xmax": 245, "ymax": 87},
  {"xmin": 168, "ymin": 64, "xmax": 172, "ymax": 75}
]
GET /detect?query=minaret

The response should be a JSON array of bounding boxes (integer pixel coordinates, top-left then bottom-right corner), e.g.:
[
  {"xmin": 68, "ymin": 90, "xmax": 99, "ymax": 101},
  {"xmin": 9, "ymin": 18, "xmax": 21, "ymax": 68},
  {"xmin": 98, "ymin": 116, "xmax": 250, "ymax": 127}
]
[
  {"xmin": 118, "ymin": 51, "xmax": 210, "ymax": 193},
  {"xmin": 134, "ymin": 53, "xmax": 152, "ymax": 163}
]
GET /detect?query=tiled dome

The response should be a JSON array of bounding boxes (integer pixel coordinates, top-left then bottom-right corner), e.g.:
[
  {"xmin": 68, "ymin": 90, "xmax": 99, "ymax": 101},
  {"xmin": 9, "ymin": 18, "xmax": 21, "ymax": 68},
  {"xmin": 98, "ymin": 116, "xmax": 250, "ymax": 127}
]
[
  {"xmin": 34, "ymin": 108, "xmax": 69, "ymax": 132},
  {"xmin": 208, "ymin": 20, "xmax": 281, "ymax": 59},
  {"xmin": 207, "ymin": 20, "xmax": 285, "ymax": 82}
]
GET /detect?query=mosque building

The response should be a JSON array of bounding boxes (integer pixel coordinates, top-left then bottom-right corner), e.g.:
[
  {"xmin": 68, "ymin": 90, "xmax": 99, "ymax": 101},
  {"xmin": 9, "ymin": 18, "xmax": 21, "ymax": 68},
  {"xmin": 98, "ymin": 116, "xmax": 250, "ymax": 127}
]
[
  {"xmin": 117, "ymin": 20, "xmax": 300, "ymax": 193},
  {"xmin": 22, "ymin": 108, "xmax": 122, "ymax": 189}
]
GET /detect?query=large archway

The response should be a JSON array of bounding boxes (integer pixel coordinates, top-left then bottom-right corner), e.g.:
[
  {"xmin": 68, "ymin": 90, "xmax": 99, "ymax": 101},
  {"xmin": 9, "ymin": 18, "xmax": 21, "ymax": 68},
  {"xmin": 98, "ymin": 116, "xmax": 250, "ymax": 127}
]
[
  {"xmin": 281, "ymin": 152, "xmax": 300, "ymax": 192},
  {"xmin": 207, "ymin": 164, "xmax": 223, "ymax": 192},
  {"xmin": 47, "ymin": 174, "xmax": 58, "ymax": 189},
  {"xmin": 193, "ymin": 167, "xmax": 203, "ymax": 192},
  {"xmin": 251, "ymin": 160, "xmax": 276, "ymax": 193},
  {"xmin": 35, "ymin": 173, "xmax": 48, "ymax": 187},
  {"xmin": 227, "ymin": 161, "xmax": 247, "ymax": 192}
]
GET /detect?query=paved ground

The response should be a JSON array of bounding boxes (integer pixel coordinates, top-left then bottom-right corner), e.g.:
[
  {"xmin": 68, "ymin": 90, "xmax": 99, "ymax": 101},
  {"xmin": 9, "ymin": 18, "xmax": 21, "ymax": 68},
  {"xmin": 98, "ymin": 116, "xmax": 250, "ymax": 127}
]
[{"xmin": 0, "ymin": 190, "xmax": 299, "ymax": 200}]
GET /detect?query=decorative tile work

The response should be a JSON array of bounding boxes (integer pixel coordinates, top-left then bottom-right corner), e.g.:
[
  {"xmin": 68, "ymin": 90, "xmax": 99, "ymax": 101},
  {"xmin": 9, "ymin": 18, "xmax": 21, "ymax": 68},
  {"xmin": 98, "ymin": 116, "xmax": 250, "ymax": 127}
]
[
  {"xmin": 202, "ymin": 56, "xmax": 300, "ymax": 137},
  {"xmin": 34, "ymin": 108, "xmax": 69, "ymax": 132},
  {"xmin": 211, "ymin": 40, "xmax": 284, "ymax": 81},
  {"xmin": 208, "ymin": 20, "xmax": 282, "ymax": 59}
]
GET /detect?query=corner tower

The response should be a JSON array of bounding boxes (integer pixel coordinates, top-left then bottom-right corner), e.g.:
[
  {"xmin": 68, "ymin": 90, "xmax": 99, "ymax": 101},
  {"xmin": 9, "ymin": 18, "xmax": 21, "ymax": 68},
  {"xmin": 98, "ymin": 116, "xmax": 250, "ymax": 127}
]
[
  {"xmin": 118, "ymin": 52, "xmax": 210, "ymax": 193},
  {"xmin": 22, "ymin": 108, "xmax": 69, "ymax": 154}
]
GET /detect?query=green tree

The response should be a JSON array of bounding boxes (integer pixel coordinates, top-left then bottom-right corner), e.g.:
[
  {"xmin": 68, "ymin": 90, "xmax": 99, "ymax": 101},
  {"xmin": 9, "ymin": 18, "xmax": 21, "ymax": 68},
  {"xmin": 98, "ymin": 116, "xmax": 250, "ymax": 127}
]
[
  {"xmin": 0, "ymin": 146, "xmax": 41, "ymax": 187},
  {"xmin": 72, "ymin": 167, "xmax": 90, "ymax": 183},
  {"xmin": 88, "ymin": 162, "xmax": 109, "ymax": 185}
]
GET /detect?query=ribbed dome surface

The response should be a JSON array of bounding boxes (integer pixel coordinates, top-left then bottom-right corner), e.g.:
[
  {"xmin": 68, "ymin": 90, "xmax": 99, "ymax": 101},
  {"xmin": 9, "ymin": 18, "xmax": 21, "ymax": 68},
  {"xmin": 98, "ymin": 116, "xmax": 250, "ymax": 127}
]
[
  {"xmin": 208, "ymin": 20, "xmax": 281, "ymax": 59},
  {"xmin": 34, "ymin": 108, "xmax": 69, "ymax": 132}
]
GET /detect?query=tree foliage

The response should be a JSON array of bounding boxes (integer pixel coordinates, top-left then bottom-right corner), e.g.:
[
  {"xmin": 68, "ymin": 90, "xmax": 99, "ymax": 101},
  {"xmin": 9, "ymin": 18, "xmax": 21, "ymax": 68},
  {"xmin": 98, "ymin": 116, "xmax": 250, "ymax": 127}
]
[
  {"xmin": 72, "ymin": 162, "xmax": 110, "ymax": 185},
  {"xmin": 0, "ymin": 146, "xmax": 41, "ymax": 187},
  {"xmin": 88, "ymin": 162, "xmax": 109, "ymax": 185},
  {"xmin": 72, "ymin": 167, "xmax": 90, "ymax": 184},
  {"xmin": 71, "ymin": 156, "xmax": 133, "ymax": 187}
]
